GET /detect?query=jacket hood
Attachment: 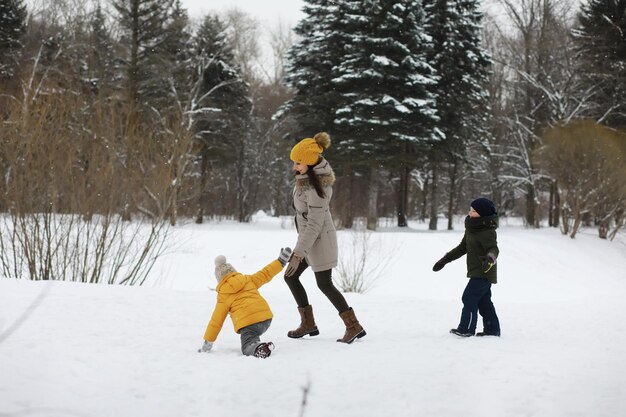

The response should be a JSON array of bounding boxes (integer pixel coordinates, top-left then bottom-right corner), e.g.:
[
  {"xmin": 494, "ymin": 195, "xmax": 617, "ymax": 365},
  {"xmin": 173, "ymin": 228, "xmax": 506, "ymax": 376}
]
[
  {"xmin": 465, "ymin": 214, "xmax": 499, "ymax": 231},
  {"xmin": 295, "ymin": 157, "xmax": 335, "ymax": 189},
  {"xmin": 216, "ymin": 272, "xmax": 246, "ymax": 294}
]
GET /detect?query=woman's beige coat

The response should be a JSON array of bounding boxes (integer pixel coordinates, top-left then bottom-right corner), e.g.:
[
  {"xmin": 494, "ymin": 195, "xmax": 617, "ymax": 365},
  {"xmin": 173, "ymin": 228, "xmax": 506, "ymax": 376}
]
[{"xmin": 292, "ymin": 158, "xmax": 338, "ymax": 272}]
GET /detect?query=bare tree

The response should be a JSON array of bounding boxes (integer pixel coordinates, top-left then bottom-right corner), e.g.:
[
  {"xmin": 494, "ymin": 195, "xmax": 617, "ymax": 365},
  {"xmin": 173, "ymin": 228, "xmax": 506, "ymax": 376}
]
[
  {"xmin": 334, "ymin": 225, "xmax": 397, "ymax": 293},
  {"xmin": 536, "ymin": 119, "xmax": 626, "ymax": 239},
  {"xmin": 488, "ymin": 0, "xmax": 582, "ymax": 226},
  {"xmin": 222, "ymin": 8, "xmax": 262, "ymax": 83},
  {"xmin": 0, "ymin": 84, "xmax": 170, "ymax": 284}
]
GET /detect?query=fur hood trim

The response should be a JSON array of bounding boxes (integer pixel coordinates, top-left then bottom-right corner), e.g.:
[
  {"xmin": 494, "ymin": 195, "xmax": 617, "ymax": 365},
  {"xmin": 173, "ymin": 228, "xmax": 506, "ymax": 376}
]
[{"xmin": 294, "ymin": 158, "xmax": 336, "ymax": 190}]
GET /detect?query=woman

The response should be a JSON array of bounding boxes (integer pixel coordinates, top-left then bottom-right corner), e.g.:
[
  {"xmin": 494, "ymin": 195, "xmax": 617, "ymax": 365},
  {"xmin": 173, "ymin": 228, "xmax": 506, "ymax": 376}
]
[{"xmin": 284, "ymin": 132, "xmax": 366, "ymax": 344}]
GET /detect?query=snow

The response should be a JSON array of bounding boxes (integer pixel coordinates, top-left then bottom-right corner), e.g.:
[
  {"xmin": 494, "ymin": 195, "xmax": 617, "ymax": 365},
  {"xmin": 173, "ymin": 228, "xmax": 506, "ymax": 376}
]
[
  {"xmin": 1, "ymin": 216, "xmax": 626, "ymax": 417},
  {"xmin": 371, "ymin": 55, "xmax": 399, "ymax": 68}
]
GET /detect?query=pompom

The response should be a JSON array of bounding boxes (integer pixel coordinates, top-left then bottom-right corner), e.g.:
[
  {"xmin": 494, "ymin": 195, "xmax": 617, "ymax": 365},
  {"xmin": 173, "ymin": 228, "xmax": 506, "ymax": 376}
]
[
  {"xmin": 214, "ymin": 255, "xmax": 227, "ymax": 266},
  {"xmin": 314, "ymin": 132, "xmax": 331, "ymax": 150}
]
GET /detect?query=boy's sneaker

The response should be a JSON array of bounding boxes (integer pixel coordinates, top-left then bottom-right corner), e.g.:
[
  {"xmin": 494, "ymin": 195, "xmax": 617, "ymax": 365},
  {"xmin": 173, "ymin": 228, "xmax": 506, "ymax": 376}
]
[
  {"xmin": 476, "ymin": 331, "xmax": 501, "ymax": 337},
  {"xmin": 253, "ymin": 342, "xmax": 275, "ymax": 358},
  {"xmin": 450, "ymin": 328, "xmax": 474, "ymax": 337}
]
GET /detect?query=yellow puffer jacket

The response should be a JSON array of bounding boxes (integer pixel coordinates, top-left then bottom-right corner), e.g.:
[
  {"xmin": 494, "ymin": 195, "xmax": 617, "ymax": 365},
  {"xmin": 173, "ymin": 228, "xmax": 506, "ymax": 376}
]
[{"xmin": 203, "ymin": 260, "xmax": 283, "ymax": 342}]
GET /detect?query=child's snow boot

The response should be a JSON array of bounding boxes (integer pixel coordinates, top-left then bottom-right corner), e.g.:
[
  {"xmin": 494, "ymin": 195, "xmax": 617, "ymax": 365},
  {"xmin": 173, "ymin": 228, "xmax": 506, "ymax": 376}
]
[
  {"xmin": 476, "ymin": 330, "xmax": 501, "ymax": 337},
  {"xmin": 450, "ymin": 328, "xmax": 474, "ymax": 337},
  {"xmin": 337, "ymin": 308, "xmax": 366, "ymax": 343},
  {"xmin": 287, "ymin": 305, "xmax": 320, "ymax": 338},
  {"xmin": 253, "ymin": 342, "xmax": 275, "ymax": 358}
]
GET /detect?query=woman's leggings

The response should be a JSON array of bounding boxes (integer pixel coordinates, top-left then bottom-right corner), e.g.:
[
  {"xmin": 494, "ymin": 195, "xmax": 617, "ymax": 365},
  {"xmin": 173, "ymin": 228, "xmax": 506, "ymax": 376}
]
[{"xmin": 284, "ymin": 258, "xmax": 349, "ymax": 313}]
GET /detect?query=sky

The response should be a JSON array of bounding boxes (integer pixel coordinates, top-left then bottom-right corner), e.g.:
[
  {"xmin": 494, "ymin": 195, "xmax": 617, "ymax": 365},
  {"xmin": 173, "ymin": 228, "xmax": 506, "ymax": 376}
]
[{"xmin": 180, "ymin": 0, "xmax": 306, "ymax": 26}]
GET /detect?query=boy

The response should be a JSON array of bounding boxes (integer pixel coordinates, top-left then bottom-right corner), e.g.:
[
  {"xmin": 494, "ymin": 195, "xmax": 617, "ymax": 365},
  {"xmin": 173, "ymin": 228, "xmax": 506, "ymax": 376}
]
[
  {"xmin": 199, "ymin": 247, "xmax": 292, "ymax": 358},
  {"xmin": 432, "ymin": 197, "xmax": 501, "ymax": 337}
]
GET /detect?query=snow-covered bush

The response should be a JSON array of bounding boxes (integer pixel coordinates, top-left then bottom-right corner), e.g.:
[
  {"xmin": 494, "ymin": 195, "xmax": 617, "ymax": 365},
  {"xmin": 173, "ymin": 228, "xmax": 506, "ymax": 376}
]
[
  {"xmin": 334, "ymin": 224, "xmax": 396, "ymax": 293},
  {"xmin": 0, "ymin": 212, "xmax": 169, "ymax": 285}
]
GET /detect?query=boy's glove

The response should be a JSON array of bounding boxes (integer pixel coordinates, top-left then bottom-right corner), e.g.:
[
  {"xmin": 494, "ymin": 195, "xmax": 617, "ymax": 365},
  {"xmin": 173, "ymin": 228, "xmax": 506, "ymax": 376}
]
[
  {"xmin": 278, "ymin": 247, "xmax": 293, "ymax": 266},
  {"xmin": 432, "ymin": 255, "xmax": 450, "ymax": 272},
  {"xmin": 284, "ymin": 252, "xmax": 303, "ymax": 277},
  {"xmin": 198, "ymin": 341, "xmax": 213, "ymax": 353},
  {"xmin": 480, "ymin": 253, "xmax": 497, "ymax": 273}
]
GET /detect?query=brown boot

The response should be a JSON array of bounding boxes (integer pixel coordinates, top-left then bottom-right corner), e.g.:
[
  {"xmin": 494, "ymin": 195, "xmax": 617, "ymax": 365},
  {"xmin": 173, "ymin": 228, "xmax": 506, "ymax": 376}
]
[
  {"xmin": 337, "ymin": 308, "xmax": 366, "ymax": 343},
  {"xmin": 287, "ymin": 305, "xmax": 320, "ymax": 338}
]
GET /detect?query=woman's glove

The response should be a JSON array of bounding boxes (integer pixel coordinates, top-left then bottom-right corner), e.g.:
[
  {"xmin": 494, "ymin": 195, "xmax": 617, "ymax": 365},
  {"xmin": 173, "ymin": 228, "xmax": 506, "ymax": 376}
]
[{"xmin": 284, "ymin": 252, "xmax": 303, "ymax": 277}]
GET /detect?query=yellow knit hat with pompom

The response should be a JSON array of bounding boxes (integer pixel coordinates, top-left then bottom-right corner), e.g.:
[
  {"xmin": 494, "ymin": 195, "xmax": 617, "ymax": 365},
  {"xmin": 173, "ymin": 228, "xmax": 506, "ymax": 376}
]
[{"xmin": 290, "ymin": 132, "xmax": 331, "ymax": 165}]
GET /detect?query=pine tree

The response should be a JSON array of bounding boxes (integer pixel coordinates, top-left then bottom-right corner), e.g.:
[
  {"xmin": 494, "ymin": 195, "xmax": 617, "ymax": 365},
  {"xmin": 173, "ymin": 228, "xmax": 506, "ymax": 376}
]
[
  {"xmin": 193, "ymin": 14, "xmax": 250, "ymax": 163},
  {"xmin": 279, "ymin": 0, "xmax": 346, "ymax": 139},
  {"xmin": 192, "ymin": 13, "xmax": 252, "ymax": 222},
  {"xmin": 156, "ymin": 0, "xmax": 194, "ymax": 116},
  {"xmin": 574, "ymin": 0, "xmax": 626, "ymax": 128},
  {"xmin": 0, "ymin": 0, "xmax": 27, "ymax": 79},
  {"xmin": 332, "ymin": 0, "xmax": 439, "ymax": 160},
  {"xmin": 111, "ymin": 0, "xmax": 175, "ymax": 123},
  {"xmin": 88, "ymin": 2, "xmax": 116, "ymax": 95},
  {"xmin": 331, "ymin": 0, "xmax": 440, "ymax": 227},
  {"xmin": 423, "ymin": 0, "xmax": 491, "ymax": 229}
]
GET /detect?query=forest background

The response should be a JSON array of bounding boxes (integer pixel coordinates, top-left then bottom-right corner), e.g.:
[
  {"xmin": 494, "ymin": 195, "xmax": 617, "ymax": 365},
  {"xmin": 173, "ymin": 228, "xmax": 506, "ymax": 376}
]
[{"xmin": 0, "ymin": 0, "xmax": 624, "ymax": 284}]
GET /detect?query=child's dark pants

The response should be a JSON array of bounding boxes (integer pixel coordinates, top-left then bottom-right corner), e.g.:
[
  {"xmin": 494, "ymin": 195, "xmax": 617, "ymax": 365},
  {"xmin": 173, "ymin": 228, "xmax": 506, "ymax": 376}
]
[
  {"xmin": 240, "ymin": 319, "xmax": 272, "ymax": 356},
  {"xmin": 458, "ymin": 277, "xmax": 500, "ymax": 335}
]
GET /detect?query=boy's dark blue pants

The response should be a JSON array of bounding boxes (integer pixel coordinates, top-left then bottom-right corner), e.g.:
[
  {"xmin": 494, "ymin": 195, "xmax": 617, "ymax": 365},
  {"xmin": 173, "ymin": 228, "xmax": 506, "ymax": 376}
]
[{"xmin": 458, "ymin": 277, "xmax": 500, "ymax": 334}]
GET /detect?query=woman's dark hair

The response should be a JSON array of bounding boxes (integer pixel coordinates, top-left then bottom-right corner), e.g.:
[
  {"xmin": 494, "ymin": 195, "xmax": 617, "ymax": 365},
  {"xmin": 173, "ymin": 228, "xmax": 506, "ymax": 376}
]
[{"xmin": 306, "ymin": 165, "xmax": 326, "ymax": 199}]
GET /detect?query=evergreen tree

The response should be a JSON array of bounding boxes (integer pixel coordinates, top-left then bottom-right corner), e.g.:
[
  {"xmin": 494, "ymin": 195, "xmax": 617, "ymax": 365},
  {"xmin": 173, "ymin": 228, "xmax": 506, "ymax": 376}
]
[
  {"xmin": 88, "ymin": 2, "xmax": 116, "ymax": 95},
  {"xmin": 279, "ymin": 0, "xmax": 346, "ymax": 139},
  {"xmin": 423, "ymin": 0, "xmax": 491, "ymax": 229},
  {"xmin": 574, "ymin": 0, "xmax": 626, "ymax": 128},
  {"xmin": 193, "ymin": 14, "xmax": 250, "ymax": 163},
  {"xmin": 111, "ymin": 0, "xmax": 175, "ymax": 123},
  {"xmin": 155, "ymin": 0, "xmax": 194, "ymax": 115},
  {"xmin": 0, "ymin": 0, "xmax": 27, "ymax": 79},
  {"xmin": 331, "ymin": 0, "xmax": 440, "ymax": 226},
  {"xmin": 192, "ymin": 14, "xmax": 252, "ymax": 222}
]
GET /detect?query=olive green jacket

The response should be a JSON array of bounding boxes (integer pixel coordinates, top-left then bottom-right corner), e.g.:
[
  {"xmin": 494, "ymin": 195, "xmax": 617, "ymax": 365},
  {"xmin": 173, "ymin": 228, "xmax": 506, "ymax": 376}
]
[{"xmin": 446, "ymin": 215, "xmax": 499, "ymax": 284}]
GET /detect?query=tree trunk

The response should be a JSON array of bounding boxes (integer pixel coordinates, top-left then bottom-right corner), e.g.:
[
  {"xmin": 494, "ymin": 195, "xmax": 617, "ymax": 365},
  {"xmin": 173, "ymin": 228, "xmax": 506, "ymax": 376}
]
[
  {"xmin": 560, "ymin": 206, "xmax": 570, "ymax": 235},
  {"xmin": 570, "ymin": 210, "xmax": 582, "ymax": 239},
  {"xmin": 397, "ymin": 163, "xmax": 409, "ymax": 227},
  {"xmin": 548, "ymin": 180, "xmax": 559, "ymax": 228},
  {"xmin": 525, "ymin": 182, "xmax": 538, "ymax": 228},
  {"xmin": 367, "ymin": 165, "xmax": 378, "ymax": 230},
  {"xmin": 446, "ymin": 158, "xmax": 458, "ymax": 230},
  {"xmin": 608, "ymin": 208, "xmax": 624, "ymax": 241},
  {"xmin": 421, "ymin": 175, "xmax": 429, "ymax": 221},
  {"xmin": 343, "ymin": 165, "xmax": 354, "ymax": 229},
  {"xmin": 429, "ymin": 162, "xmax": 439, "ymax": 230},
  {"xmin": 196, "ymin": 148, "xmax": 209, "ymax": 224},
  {"xmin": 169, "ymin": 186, "xmax": 178, "ymax": 226},
  {"xmin": 237, "ymin": 150, "xmax": 247, "ymax": 223},
  {"xmin": 168, "ymin": 157, "xmax": 179, "ymax": 226}
]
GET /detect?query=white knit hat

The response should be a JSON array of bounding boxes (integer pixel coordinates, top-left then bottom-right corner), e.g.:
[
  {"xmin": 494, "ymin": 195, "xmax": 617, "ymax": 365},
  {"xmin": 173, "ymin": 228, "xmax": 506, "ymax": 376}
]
[{"xmin": 214, "ymin": 255, "xmax": 237, "ymax": 282}]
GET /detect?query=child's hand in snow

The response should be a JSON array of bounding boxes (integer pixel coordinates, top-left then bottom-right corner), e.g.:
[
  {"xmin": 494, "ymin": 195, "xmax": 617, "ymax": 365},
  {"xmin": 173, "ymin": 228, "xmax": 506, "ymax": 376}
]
[{"xmin": 198, "ymin": 341, "xmax": 213, "ymax": 353}]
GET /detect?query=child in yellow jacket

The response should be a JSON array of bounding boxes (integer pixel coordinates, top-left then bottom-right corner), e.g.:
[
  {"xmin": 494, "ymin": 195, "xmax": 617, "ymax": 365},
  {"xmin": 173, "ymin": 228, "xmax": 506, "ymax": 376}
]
[{"xmin": 199, "ymin": 247, "xmax": 292, "ymax": 358}]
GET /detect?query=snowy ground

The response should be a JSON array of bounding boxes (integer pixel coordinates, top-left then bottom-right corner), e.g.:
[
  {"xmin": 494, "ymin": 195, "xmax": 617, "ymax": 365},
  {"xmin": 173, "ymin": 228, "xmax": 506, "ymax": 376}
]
[{"xmin": 1, "ymin": 215, "xmax": 626, "ymax": 417}]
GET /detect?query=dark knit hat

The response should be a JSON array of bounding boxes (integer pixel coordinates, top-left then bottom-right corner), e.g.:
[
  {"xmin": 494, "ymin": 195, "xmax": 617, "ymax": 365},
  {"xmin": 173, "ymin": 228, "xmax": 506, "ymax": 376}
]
[{"xmin": 471, "ymin": 197, "xmax": 497, "ymax": 217}]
